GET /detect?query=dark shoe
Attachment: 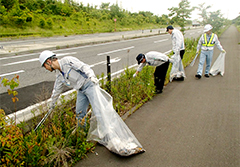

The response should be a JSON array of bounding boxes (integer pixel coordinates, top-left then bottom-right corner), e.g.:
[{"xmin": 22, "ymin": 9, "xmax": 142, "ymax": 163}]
[
  {"xmin": 178, "ymin": 77, "xmax": 184, "ymax": 81},
  {"xmin": 155, "ymin": 90, "xmax": 163, "ymax": 94},
  {"xmin": 195, "ymin": 74, "xmax": 201, "ymax": 79},
  {"xmin": 204, "ymin": 74, "xmax": 209, "ymax": 78}
]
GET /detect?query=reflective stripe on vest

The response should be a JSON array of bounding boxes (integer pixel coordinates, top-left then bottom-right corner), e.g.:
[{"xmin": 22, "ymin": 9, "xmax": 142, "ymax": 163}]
[{"xmin": 202, "ymin": 33, "xmax": 215, "ymax": 47}]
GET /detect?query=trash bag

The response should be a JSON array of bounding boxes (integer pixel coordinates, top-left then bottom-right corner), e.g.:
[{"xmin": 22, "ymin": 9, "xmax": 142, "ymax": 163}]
[
  {"xmin": 87, "ymin": 86, "xmax": 145, "ymax": 156},
  {"xmin": 210, "ymin": 52, "xmax": 225, "ymax": 76},
  {"xmin": 170, "ymin": 53, "xmax": 186, "ymax": 82}
]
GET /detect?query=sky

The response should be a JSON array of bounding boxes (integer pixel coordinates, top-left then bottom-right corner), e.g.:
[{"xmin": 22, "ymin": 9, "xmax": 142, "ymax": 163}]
[{"xmin": 75, "ymin": 0, "xmax": 239, "ymax": 20}]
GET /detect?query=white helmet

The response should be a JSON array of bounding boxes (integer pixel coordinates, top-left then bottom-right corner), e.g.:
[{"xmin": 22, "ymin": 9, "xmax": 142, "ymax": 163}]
[
  {"xmin": 204, "ymin": 24, "xmax": 213, "ymax": 33},
  {"xmin": 39, "ymin": 50, "xmax": 56, "ymax": 66}
]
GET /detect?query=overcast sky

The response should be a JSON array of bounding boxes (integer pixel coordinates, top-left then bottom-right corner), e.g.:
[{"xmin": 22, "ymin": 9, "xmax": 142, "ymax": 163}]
[{"xmin": 76, "ymin": 0, "xmax": 239, "ymax": 20}]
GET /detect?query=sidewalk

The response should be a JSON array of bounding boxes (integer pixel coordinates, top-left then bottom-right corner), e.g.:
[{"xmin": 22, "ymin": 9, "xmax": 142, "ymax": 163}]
[{"xmin": 75, "ymin": 25, "xmax": 240, "ymax": 167}]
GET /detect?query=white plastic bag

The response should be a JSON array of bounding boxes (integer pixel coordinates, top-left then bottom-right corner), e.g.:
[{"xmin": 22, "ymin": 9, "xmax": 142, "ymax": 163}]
[
  {"xmin": 87, "ymin": 87, "xmax": 145, "ymax": 156},
  {"xmin": 190, "ymin": 53, "xmax": 199, "ymax": 67},
  {"xmin": 170, "ymin": 53, "xmax": 186, "ymax": 82},
  {"xmin": 210, "ymin": 52, "xmax": 225, "ymax": 76}
]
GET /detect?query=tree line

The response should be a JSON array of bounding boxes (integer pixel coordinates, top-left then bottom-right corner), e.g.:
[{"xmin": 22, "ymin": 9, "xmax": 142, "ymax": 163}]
[{"xmin": 0, "ymin": 0, "xmax": 237, "ymax": 36}]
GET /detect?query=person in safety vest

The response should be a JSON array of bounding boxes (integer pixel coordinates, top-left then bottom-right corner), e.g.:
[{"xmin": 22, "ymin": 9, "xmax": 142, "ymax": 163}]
[
  {"xmin": 195, "ymin": 24, "xmax": 226, "ymax": 79},
  {"xmin": 166, "ymin": 25, "xmax": 185, "ymax": 81},
  {"xmin": 133, "ymin": 51, "xmax": 173, "ymax": 94}
]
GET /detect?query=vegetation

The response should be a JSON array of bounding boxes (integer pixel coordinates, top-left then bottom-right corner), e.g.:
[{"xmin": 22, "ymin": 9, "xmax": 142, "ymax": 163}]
[
  {"xmin": 168, "ymin": 0, "xmax": 194, "ymax": 33},
  {"xmin": 0, "ymin": 0, "xmax": 234, "ymax": 39},
  {"xmin": 195, "ymin": 3, "xmax": 233, "ymax": 34},
  {"xmin": 0, "ymin": 0, "xmax": 172, "ymax": 38}
]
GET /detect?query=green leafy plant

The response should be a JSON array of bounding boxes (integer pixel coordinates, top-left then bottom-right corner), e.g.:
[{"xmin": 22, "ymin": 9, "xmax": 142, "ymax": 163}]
[
  {"xmin": 0, "ymin": 109, "xmax": 25, "ymax": 167},
  {"xmin": 1, "ymin": 75, "xmax": 19, "ymax": 115}
]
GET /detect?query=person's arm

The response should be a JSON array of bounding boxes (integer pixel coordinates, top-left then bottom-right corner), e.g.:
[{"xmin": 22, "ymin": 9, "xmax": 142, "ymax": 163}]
[
  {"xmin": 214, "ymin": 34, "xmax": 225, "ymax": 52},
  {"xmin": 196, "ymin": 35, "xmax": 203, "ymax": 53},
  {"xmin": 133, "ymin": 62, "xmax": 146, "ymax": 77},
  {"xmin": 50, "ymin": 74, "xmax": 64, "ymax": 108},
  {"xmin": 175, "ymin": 31, "xmax": 183, "ymax": 52},
  {"xmin": 171, "ymin": 33, "xmax": 178, "ymax": 53},
  {"xmin": 70, "ymin": 57, "xmax": 96, "ymax": 78}
]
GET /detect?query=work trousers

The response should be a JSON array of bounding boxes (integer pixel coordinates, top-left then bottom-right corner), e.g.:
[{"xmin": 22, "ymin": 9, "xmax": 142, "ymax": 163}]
[
  {"xmin": 180, "ymin": 50, "xmax": 185, "ymax": 59},
  {"xmin": 75, "ymin": 80, "xmax": 103, "ymax": 128},
  {"xmin": 154, "ymin": 61, "xmax": 169, "ymax": 92},
  {"xmin": 197, "ymin": 50, "xmax": 214, "ymax": 76}
]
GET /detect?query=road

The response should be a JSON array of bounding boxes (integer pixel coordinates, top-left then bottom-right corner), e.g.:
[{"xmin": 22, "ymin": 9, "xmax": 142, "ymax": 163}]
[
  {"xmin": 75, "ymin": 25, "xmax": 240, "ymax": 167},
  {"xmin": 0, "ymin": 28, "xmax": 202, "ymax": 114}
]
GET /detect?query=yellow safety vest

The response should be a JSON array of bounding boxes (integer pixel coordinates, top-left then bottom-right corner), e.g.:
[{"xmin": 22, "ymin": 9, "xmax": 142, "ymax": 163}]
[{"xmin": 202, "ymin": 33, "xmax": 215, "ymax": 47}]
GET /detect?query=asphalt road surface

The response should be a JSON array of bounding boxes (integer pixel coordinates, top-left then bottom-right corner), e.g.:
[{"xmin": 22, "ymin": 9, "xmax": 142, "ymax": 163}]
[
  {"xmin": 0, "ymin": 28, "xmax": 202, "ymax": 114},
  {"xmin": 75, "ymin": 25, "xmax": 239, "ymax": 167}
]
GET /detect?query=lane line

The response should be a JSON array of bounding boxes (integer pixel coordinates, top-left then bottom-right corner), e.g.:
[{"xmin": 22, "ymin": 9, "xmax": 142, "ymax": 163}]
[
  {"xmin": 90, "ymin": 57, "xmax": 121, "ymax": 67},
  {"xmin": 154, "ymin": 39, "xmax": 169, "ymax": 43},
  {"xmin": 97, "ymin": 46, "xmax": 135, "ymax": 56},
  {"xmin": 0, "ymin": 70, "xmax": 25, "ymax": 77},
  {"xmin": 2, "ymin": 52, "xmax": 77, "ymax": 66}
]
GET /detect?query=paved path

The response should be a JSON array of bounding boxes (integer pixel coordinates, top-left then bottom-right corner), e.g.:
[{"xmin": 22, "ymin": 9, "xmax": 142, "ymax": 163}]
[{"xmin": 75, "ymin": 25, "xmax": 240, "ymax": 167}]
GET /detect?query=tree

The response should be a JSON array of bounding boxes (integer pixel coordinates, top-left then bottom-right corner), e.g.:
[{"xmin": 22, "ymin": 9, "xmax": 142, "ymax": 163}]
[
  {"xmin": 168, "ymin": 0, "xmax": 194, "ymax": 33},
  {"xmin": 196, "ymin": 3, "xmax": 211, "ymax": 25},
  {"xmin": 100, "ymin": 2, "xmax": 110, "ymax": 10},
  {"xmin": 207, "ymin": 10, "xmax": 225, "ymax": 34},
  {"xmin": 1, "ymin": 0, "xmax": 17, "ymax": 11}
]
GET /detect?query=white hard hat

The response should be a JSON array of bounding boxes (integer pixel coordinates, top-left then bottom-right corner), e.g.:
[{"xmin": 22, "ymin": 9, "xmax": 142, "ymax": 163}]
[
  {"xmin": 204, "ymin": 24, "xmax": 213, "ymax": 32},
  {"xmin": 39, "ymin": 50, "xmax": 56, "ymax": 66}
]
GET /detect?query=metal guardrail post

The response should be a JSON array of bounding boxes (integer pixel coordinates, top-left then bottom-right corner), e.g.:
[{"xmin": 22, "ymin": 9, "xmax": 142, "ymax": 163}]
[{"xmin": 107, "ymin": 55, "xmax": 111, "ymax": 93}]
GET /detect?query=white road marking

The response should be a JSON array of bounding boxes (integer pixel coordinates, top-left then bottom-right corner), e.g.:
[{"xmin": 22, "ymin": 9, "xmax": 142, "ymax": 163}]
[
  {"xmin": 2, "ymin": 52, "xmax": 77, "ymax": 66},
  {"xmin": 97, "ymin": 46, "xmax": 135, "ymax": 56},
  {"xmin": 90, "ymin": 57, "xmax": 121, "ymax": 67},
  {"xmin": 0, "ymin": 70, "xmax": 25, "ymax": 77},
  {"xmin": 154, "ymin": 39, "xmax": 168, "ymax": 43}
]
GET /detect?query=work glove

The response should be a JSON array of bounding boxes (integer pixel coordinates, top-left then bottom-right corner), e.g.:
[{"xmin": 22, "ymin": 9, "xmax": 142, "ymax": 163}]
[
  {"xmin": 90, "ymin": 77, "xmax": 99, "ymax": 84},
  {"xmin": 196, "ymin": 51, "xmax": 199, "ymax": 55},
  {"xmin": 222, "ymin": 49, "xmax": 226, "ymax": 53},
  {"xmin": 133, "ymin": 73, "xmax": 137, "ymax": 78},
  {"xmin": 49, "ymin": 103, "xmax": 55, "ymax": 110}
]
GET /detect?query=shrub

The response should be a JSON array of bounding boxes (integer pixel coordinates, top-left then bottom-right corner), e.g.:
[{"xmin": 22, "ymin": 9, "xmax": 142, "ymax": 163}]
[
  {"xmin": 39, "ymin": 17, "xmax": 46, "ymax": 28},
  {"xmin": 46, "ymin": 18, "xmax": 53, "ymax": 29}
]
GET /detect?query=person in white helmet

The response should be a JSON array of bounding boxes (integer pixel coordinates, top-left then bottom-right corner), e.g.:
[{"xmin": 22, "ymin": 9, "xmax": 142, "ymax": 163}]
[
  {"xmin": 39, "ymin": 50, "xmax": 99, "ymax": 128},
  {"xmin": 195, "ymin": 24, "xmax": 226, "ymax": 79},
  {"xmin": 39, "ymin": 50, "xmax": 145, "ymax": 156}
]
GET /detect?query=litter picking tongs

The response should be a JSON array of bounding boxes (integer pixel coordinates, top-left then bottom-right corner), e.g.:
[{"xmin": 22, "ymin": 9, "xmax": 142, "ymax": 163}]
[
  {"xmin": 190, "ymin": 53, "xmax": 199, "ymax": 67},
  {"xmin": 34, "ymin": 109, "xmax": 53, "ymax": 131}
]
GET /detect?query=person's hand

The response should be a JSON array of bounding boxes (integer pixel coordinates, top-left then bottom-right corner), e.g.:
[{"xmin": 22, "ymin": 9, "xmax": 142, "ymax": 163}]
[
  {"xmin": 133, "ymin": 73, "xmax": 137, "ymax": 78},
  {"xmin": 222, "ymin": 49, "xmax": 226, "ymax": 53},
  {"xmin": 90, "ymin": 77, "xmax": 99, "ymax": 84},
  {"xmin": 196, "ymin": 51, "xmax": 199, "ymax": 55},
  {"xmin": 49, "ymin": 103, "xmax": 55, "ymax": 110}
]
